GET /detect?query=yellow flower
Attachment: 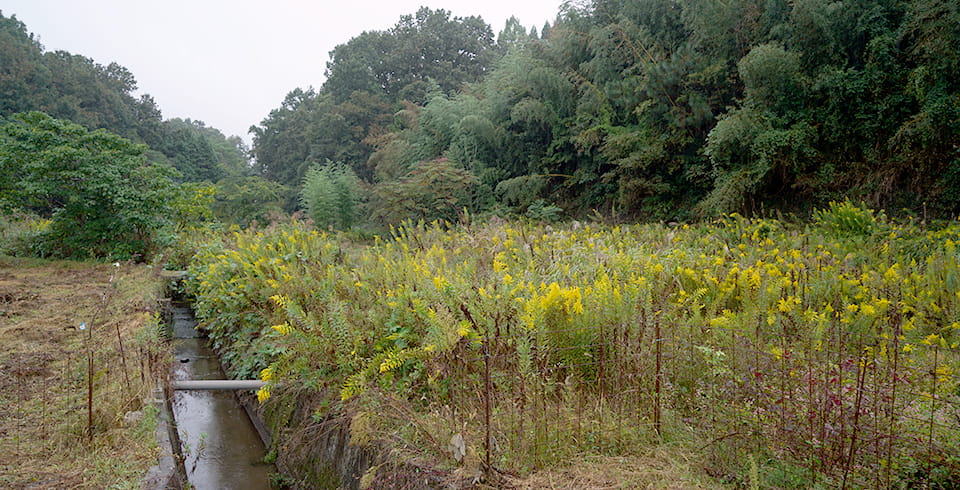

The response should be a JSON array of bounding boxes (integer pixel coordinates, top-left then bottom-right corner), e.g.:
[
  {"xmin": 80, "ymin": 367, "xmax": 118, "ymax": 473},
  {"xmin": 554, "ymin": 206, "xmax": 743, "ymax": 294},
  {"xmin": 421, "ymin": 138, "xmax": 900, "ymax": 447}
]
[
  {"xmin": 493, "ymin": 252, "xmax": 507, "ymax": 272},
  {"xmin": 769, "ymin": 346, "xmax": 784, "ymax": 360},
  {"xmin": 777, "ymin": 297, "xmax": 795, "ymax": 313},
  {"xmin": 432, "ymin": 275, "xmax": 450, "ymax": 291},
  {"xmin": 883, "ymin": 264, "xmax": 900, "ymax": 283},
  {"xmin": 379, "ymin": 352, "xmax": 405, "ymax": 373},
  {"xmin": 936, "ymin": 365, "xmax": 952, "ymax": 383},
  {"xmin": 748, "ymin": 270, "xmax": 762, "ymax": 290},
  {"xmin": 921, "ymin": 334, "xmax": 949, "ymax": 348},
  {"xmin": 256, "ymin": 386, "xmax": 270, "ymax": 403}
]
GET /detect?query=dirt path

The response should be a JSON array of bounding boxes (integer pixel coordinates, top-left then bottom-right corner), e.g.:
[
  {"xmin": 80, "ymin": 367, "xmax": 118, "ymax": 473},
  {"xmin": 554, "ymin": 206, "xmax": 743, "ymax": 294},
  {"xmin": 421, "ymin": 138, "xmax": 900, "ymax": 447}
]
[{"xmin": 0, "ymin": 258, "xmax": 168, "ymax": 488}]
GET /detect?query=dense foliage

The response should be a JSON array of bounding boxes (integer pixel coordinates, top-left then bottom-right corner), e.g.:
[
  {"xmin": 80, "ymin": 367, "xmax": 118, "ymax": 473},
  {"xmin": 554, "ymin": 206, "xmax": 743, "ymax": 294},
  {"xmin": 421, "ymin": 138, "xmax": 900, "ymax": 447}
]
[
  {"xmin": 3, "ymin": 3, "xmax": 959, "ymax": 485},
  {"xmin": 299, "ymin": 162, "xmax": 361, "ymax": 229},
  {"xmin": 186, "ymin": 206, "xmax": 960, "ymax": 485},
  {"xmin": 252, "ymin": 0, "xmax": 960, "ymax": 224},
  {"xmin": 0, "ymin": 112, "xmax": 177, "ymax": 259},
  {"xmin": 0, "ymin": 11, "xmax": 290, "ymax": 228},
  {"xmin": 250, "ymin": 7, "xmax": 498, "ymax": 192}
]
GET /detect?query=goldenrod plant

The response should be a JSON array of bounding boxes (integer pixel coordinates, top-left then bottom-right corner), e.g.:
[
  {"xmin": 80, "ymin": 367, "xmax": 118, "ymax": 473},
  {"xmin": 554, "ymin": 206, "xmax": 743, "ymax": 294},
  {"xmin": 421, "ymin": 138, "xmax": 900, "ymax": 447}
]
[{"xmin": 186, "ymin": 205, "xmax": 960, "ymax": 486}]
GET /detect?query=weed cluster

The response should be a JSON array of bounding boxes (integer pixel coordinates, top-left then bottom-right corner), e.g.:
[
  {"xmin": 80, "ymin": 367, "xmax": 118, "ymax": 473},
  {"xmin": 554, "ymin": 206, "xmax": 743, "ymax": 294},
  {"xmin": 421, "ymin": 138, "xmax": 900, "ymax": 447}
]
[{"xmin": 186, "ymin": 203, "xmax": 960, "ymax": 486}]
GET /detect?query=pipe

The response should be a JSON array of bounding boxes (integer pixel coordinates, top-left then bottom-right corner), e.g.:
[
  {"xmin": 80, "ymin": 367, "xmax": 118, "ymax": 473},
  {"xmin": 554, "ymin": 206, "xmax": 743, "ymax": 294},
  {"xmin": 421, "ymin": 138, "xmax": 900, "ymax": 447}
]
[{"xmin": 171, "ymin": 379, "xmax": 266, "ymax": 391}]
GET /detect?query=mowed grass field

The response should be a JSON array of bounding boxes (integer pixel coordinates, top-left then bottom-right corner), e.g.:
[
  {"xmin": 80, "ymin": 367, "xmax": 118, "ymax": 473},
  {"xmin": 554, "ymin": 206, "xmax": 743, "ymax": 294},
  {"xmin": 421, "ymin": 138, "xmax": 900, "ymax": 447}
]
[{"xmin": 0, "ymin": 258, "xmax": 168, "ymax": 489}]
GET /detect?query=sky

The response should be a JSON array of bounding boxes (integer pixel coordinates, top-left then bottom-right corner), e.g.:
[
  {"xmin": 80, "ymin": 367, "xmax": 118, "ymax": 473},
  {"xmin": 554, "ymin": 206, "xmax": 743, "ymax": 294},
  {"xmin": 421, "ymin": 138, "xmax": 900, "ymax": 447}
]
[{"xmin": 2, "ymin": 0, "xmax": 565, "ymax": 144}]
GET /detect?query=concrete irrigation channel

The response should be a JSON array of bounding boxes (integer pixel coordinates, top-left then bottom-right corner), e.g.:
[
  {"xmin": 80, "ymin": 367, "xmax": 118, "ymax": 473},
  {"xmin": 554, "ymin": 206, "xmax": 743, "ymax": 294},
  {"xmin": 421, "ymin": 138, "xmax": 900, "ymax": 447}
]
[{"xmin": 165, "ymin": 302, "xmax": 275, "ymax": 489}]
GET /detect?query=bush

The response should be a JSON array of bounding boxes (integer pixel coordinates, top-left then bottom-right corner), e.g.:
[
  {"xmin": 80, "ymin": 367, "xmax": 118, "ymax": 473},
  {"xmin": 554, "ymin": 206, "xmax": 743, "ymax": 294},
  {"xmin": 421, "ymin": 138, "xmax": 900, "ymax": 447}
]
[
  {"xmin": 813, "ymin": 199, "xmax": 886, "ymax": 237},
  {"xmin": 0, "ymin": 213, "xmax": 48, "ymax": 256},
  {"xmin": 0, "ymin": 112, "xmax": 178, "ymax": 260}
]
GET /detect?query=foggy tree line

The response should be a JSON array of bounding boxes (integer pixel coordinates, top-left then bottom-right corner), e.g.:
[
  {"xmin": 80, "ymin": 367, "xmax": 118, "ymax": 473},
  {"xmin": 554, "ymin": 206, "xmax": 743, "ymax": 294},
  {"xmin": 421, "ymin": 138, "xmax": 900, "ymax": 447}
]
[
  {"xmin": 3, "ymin": 0, "xmax": 960, "ymax": 235},
  {"xmin": 257, "ymin": 2, "xmax": 960, "ymax": 223}
]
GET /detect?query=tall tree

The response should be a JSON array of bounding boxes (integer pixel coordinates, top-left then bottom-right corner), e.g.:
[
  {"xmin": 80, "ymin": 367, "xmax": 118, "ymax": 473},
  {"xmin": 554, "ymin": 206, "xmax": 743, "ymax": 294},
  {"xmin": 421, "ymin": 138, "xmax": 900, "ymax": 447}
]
[
  {"xmin": 324, "ymin": 7, "xmax": 497, "ymax": 102},
  {"xmin": 0, "ymin": 112, "xmax": 177, "ymax": 259}
]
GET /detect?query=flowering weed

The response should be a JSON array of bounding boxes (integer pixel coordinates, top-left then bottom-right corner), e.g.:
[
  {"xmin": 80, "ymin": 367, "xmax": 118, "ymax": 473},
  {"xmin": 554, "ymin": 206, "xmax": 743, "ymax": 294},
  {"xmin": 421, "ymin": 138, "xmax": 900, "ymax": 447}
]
[{"xmin": 186, "ymin": 211, "xmax": 960, "ymax": 485}]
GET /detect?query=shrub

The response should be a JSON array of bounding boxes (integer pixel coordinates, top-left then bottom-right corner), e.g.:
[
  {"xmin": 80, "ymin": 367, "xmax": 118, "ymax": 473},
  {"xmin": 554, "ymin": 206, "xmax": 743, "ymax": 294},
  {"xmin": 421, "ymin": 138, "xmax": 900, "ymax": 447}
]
[
  {"xmin": 813, "ymin": 199, "xmax": 886, "ymax": 237},
  {"xmin": 0, "ymin": 112, "xmax": 178, "ymax": 260}
]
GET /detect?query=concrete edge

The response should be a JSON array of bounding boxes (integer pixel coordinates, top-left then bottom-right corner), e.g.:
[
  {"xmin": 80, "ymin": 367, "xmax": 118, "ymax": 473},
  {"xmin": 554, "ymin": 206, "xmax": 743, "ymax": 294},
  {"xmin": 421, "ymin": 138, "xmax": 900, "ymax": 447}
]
[
  {"xmin": 141, "ymin": 383, "xmax": 182, "ymax": 490},
  {"xmin": 236, "ymin": 392, "xmax": 274, "ymax": 450}
]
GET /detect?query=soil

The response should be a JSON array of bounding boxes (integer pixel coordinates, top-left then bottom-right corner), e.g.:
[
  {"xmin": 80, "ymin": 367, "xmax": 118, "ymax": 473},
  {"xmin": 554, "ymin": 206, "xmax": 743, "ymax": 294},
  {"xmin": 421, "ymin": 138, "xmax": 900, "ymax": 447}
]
[{"xmin": 0, "ymin": 258, "xmax": 168, "ymax": 489}]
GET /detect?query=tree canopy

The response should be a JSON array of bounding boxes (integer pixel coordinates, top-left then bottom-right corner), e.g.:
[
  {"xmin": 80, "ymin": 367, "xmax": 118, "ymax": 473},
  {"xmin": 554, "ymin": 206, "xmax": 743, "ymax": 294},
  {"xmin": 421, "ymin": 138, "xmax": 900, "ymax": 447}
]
[
  {"xmin": 0, "ymin": 112, "xmax": 177, "ymax": 259},
  {"xmin": 251, "ymin": 1, "xmax": 960, "ymax": 224},
  {"xmin": 0, "ymin": 12, "xmax": 251, "ymax": 186},
  {"xmin": 251, "ymin": 7, "xmax": 499, "ymax": 192},
  {"xmin": 5, "ymin": 1, "xmax": 960, "ymax": 235}
]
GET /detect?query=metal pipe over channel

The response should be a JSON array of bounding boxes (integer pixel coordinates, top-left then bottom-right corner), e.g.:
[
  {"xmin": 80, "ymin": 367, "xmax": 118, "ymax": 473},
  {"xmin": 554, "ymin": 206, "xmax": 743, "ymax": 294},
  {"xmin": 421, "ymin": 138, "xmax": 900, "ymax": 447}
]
[{"xmin": 171, "ymin": 379, "xmax": 266, "ymax": 391}]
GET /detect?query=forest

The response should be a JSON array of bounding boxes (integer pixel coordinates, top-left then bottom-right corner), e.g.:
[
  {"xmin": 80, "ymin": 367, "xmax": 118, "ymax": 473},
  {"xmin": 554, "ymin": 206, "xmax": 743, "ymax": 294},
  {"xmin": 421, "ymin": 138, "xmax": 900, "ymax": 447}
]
[
  {"xmin": 3, "ymin": 0, "xmax": 960, "ymax": 260},
  {"xmin": 1, "ymin": 1, "xmax": 959, "ymax": 488},
  {"xmin": 255, "ymin": 0, "xmax": 960, "ymax": 225}
]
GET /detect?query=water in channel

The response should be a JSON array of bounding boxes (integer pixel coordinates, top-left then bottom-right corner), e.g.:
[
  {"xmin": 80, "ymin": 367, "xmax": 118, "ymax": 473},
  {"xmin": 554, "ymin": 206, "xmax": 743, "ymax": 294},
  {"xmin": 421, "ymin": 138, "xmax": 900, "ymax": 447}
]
[{"xmin": 170, "ymin": 305, "xmax": 274, "ymax": 489}]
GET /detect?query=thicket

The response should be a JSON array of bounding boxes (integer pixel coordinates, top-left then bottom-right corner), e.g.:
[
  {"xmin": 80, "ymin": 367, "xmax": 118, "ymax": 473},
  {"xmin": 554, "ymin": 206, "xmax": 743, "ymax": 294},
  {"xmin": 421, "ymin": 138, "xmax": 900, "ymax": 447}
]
[
  {"xmin": 6, "ymin": 3, "xmax": 959, "ymax": 231},
  {"xmin": 0, "ymin": 112, "xmax": 180, "ymax": 260},
  {"xmin": 185, "ymin": 203, "xmax": 960, "ymax": 486},
  {"xmin": 251, "ymin": 0, "xmax": 960, "ymax": 224}
]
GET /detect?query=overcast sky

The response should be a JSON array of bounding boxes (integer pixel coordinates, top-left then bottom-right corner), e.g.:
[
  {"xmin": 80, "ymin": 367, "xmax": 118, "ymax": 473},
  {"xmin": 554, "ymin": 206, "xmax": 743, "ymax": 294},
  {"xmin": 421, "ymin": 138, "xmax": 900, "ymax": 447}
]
[{"xmin": 3, "ymin": 0, "xmax": 564, "ymax": 144}]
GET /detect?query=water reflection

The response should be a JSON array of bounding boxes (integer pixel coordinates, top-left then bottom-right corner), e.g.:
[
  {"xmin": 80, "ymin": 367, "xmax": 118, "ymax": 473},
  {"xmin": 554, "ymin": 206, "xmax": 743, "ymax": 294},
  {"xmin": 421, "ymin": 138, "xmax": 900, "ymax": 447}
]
[{"xmin": 170, "ymin": 306, "xmax": 273, "ymax": 489}]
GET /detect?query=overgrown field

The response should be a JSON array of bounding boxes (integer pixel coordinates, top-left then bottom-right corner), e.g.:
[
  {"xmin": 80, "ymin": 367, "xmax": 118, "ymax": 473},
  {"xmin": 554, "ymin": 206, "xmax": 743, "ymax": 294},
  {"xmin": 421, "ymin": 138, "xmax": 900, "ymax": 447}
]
[
  {"xmin": 186, "ymin": 202, "xmax": 960, "ymax": 487},
  {"xmin": 0, "ymin": 259, "xmax": 169, "ymax": 488}
]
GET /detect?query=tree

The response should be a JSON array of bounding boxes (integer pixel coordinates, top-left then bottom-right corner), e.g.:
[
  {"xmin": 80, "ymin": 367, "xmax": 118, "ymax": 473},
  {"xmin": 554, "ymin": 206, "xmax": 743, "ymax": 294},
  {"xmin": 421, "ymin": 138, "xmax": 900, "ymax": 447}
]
[
  {"xmin": 370, "ymin": 158, "xmax": 478, "ymax": 223},
  {"xmin": 0, "ymin": 112, "xmax": 177, "ymax": 259},
  {"xmin": 250, "ymin": 0, "xmax": 960, "ymax": 220},
  {"xmin": 300, "ymin": 162, "xmax": 361, "ymax": 229},
  {"xmin": 498, "ymin": 16, "xmax": 534, "ymax": 49},
  {"xmin": 0, "ymin": 13, "xmax": 51, "ymax": 115},
  {"xmin": 250, "ymin": 84, "xmax": 394, "ymax": 190},
  {"xmin": 212, "ymin": 177, "xmax": 288, "ymax": 227},
  {"xmin": 149, "ymin": 118, "xmax": 223, "ymax": 182},
  {"xmin": 323, "ymin": 7, "xmax": 497, "ymax": 102}
]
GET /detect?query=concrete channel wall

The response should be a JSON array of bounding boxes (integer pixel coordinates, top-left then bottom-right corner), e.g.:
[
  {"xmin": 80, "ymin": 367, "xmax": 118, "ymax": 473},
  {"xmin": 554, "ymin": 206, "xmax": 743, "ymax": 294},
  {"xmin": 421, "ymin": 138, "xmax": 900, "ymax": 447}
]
[{"xmin": 144, "ymin": 273, "xmax": 397, "ymax": 489}]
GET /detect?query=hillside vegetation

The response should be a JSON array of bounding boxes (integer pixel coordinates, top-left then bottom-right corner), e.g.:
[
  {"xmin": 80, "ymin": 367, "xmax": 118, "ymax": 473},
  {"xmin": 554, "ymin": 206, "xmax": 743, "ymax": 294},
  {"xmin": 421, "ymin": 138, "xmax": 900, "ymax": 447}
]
[
  {"xmin": 2, "ymin": 1, "xmax": 960, "ymax": 487},
  {"xmin": 4, "ymin": 2, "xmax": 960, "ymax": 230},
  {"xmin": 253, "ymin": 1, "xmax": 960, "ymax": 223}
]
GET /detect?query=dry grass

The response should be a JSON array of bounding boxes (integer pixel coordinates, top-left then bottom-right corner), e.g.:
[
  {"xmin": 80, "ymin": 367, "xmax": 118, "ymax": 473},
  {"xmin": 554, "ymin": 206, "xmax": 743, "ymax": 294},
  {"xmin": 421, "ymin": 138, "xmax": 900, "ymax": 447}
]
[
  {"xmin": 0, "ymin": 257, "xmax": 168, "ymax": 489},
  {"xmin": 506, "ymin": 450, "xmax": 720, "ymax": 489},
  {"xmin": 344, "ymin": 388, "xmax": 726, "ymax": 489}
]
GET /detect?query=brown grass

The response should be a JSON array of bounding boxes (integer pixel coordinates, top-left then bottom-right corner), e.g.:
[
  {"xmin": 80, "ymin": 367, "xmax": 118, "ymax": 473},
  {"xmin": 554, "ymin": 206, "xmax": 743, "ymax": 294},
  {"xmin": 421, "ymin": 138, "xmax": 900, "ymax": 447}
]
[
  {"xmin": 505, "ymin": 450, "xmax": 720, "ymax": 489},
  {"xmin": 343, "ymin": 387, "xmax": 726, "ymax": 489},
  {"xmin": 0, "ymin": 258, "xmax": 168, "ymax": 489}
]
